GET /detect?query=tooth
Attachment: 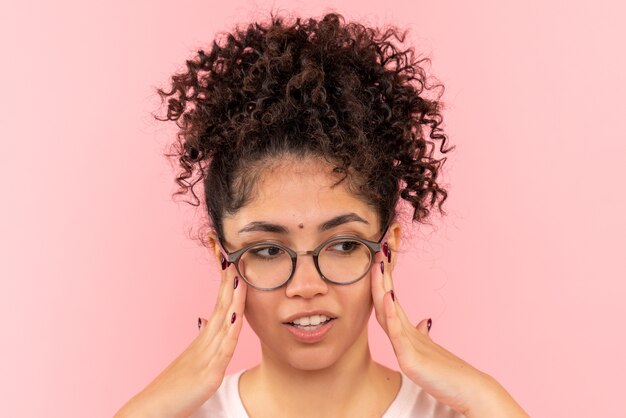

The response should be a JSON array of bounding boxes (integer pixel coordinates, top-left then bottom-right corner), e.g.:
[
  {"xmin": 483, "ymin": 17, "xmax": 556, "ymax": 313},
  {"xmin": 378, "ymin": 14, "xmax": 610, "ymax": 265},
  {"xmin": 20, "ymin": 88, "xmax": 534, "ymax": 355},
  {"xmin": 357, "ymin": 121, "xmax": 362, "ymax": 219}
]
[{"xmin": 291, "ymin": 314, "xmax": 334, "ymax": 326}]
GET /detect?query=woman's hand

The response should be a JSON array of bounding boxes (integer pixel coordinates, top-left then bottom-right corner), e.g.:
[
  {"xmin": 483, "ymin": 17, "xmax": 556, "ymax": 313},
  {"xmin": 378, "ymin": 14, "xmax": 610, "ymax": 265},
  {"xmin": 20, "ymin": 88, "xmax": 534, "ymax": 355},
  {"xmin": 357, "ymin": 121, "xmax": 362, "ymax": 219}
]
[
  {"xmin": 114, "ymin": 271, "xmax": 247, "ymax": 418},
  {"xmin": 371, "ymin": 247, "xmax": 529, "ymax": 418}
]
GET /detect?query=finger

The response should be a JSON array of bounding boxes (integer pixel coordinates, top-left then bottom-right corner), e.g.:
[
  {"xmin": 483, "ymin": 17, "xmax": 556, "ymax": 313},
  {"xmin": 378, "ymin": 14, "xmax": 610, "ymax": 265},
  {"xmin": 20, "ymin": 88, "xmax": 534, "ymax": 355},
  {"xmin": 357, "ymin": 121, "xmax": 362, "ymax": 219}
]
[
  {"xmin": 415, "ymin": 318, "xmax": 433, "ymax": 337},
  {"xmin": 379, "ymin": 266, "xmax": 421, "ymax": 335},
  {"xmin": 199, "ymin": 276, "xmax": 247, "ymax": 364},
  {"xmin": 390, "ymin": 291, "xmax": 415, "ymax": 328},
  {"xmin": 197, "ymin": 304, "xmax": 247, "ymax": 395},
  {"xmin": 227, "ymin": 275, "xmax": 247, "ymax": 328},
  {"xmin": 370, "ymin": 250, "xmax": 389, "ymax": 331},
  {"xmin": 206, "ymin": 273, "xmax": 239, "ymax": 337},
  {"xmin": 383, "ymin": 290, "xmax": 412, "ymax": 359},
  {"xmin": 208, "ymin": 278, "xmax": 247, "ymax": 374},
  {"xmin": 211, "ymin": 263, "xmax": 236, "ymax": 316},
  {"xmin": 380, "ymin": 252, "xmax": 394, "ymax": 295},
  {"xmin": 379, "ymin": 246, "xmax": 413, "ymax": 331},
  {"xmin": 212, "ymin": 275, "xmax": 248, "ymax": 339}
]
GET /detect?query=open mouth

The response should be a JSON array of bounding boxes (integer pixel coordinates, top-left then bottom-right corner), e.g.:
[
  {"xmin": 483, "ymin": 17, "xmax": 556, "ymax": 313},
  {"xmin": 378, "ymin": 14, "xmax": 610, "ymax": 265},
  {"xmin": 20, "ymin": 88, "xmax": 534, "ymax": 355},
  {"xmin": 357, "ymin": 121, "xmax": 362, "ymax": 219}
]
[{"xmin": 286, "ymin": 314, "xmax": 336, "ymax": 331}]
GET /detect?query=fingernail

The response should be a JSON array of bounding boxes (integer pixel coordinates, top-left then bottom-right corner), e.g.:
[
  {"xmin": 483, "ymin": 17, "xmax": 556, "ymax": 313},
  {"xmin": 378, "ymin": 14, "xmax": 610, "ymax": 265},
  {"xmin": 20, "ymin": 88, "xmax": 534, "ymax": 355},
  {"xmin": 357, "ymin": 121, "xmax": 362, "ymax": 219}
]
[
  {"xmin": 221, "ymin": 255, "xmax": 228, "ymax": 270},
  {"xmin": 198, "ymin": 317, "xmax": 202, "ymax": 330},
  {"xmin": 382, "ymin": 242, "xmax": 389, "ymax": 257},
  {"xmin": 390, "ymin": 289, "xmax": 395, "ymax": 301},
  {"xmin": 380, "ymin": 261, "xmax": 384, "ymax": 274},
  {"xmin": 234, "ymin": 276, "xmax": 239, "ymax": 289},
  {"xmin": 387, "ymin": 249, "xmax": 392, "ymax": 263},
  {"xmin": 231, "ymin": 312, "xmax": 236, "ymax": 324},
  {"xmin": 427, "ymin": 318, "xmax": 432, "ymax": 331}
]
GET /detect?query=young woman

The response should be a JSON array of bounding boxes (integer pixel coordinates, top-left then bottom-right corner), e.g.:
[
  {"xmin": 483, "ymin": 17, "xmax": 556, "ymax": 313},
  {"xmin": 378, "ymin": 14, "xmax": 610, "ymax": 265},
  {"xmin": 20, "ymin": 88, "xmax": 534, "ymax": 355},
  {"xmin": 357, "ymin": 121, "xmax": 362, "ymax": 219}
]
[{"xmin": 115, "ymin": 12, "xmax": 529, "ymax": 418}]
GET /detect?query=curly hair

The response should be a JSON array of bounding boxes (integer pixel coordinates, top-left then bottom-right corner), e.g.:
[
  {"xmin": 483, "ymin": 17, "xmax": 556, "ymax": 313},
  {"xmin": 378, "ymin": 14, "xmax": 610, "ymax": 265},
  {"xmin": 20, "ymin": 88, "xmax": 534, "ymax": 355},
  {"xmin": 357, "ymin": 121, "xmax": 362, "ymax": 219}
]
[{"xmin": 154, "ymin": 11, "xmax": 454, "ymax": 245}]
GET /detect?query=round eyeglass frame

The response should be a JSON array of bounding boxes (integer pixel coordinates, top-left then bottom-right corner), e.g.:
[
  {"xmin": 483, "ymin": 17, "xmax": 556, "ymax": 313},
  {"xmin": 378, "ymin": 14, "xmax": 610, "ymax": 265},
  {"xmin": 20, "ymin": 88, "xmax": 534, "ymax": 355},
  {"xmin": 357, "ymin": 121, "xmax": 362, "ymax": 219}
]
[{"xmin": 218, "ymin": 225, "xmax": 389, "ymax": 291}]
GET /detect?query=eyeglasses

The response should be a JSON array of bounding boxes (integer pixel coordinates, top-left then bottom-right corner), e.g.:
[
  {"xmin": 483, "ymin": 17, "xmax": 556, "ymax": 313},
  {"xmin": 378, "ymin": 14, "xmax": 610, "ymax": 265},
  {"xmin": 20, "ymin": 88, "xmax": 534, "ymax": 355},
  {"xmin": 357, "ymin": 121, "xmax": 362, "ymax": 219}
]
[{"xmin": 219, "ymin": 225, "xmax": 389, "ymax": 291}]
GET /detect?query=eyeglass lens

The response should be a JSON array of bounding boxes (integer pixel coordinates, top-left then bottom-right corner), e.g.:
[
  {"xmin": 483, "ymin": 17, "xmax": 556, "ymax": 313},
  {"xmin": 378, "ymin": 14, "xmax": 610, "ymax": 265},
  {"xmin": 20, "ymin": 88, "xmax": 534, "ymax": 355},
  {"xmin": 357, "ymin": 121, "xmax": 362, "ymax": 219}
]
[{"xmin": 238, "ymin": 238, "xmax": 372, "ymax": 289}]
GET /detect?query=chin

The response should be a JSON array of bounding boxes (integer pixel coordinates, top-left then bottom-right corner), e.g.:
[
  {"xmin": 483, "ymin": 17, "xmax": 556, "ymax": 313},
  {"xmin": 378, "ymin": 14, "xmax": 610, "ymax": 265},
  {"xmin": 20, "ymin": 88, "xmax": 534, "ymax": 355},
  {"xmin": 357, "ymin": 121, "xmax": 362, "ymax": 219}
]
[
  {"xmin": 258, "ymin": 329, "xmax": 367, "ymax": 373},
  {"xmin": 282, "ymin": 345, "xmax": 344, "ymax": 371}
]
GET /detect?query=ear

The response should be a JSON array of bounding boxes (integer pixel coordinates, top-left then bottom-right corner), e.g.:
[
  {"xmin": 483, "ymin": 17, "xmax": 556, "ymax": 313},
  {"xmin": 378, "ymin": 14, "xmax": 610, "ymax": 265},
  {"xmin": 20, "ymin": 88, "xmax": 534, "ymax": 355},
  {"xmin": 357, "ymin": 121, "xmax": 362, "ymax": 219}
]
[
  {"xmin": 385, "ymin": 221, "xmax": 402, "ymax": 272},
  {"xmin": 207, "ymin": 231, "xmax": 224, "ymax": 266}
]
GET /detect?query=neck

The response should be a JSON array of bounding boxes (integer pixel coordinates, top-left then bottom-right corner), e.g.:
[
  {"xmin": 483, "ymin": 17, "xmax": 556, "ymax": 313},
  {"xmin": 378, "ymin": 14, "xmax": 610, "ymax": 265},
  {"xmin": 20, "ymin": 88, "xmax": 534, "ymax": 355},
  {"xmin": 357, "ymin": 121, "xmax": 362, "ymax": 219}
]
[
  {"xmin": 243, "ymin": 325, "xmax": 389, "ymax": 417},
  {"xmin": 260, "ymin": 326, "xmax": 373, "ymax": 391}
]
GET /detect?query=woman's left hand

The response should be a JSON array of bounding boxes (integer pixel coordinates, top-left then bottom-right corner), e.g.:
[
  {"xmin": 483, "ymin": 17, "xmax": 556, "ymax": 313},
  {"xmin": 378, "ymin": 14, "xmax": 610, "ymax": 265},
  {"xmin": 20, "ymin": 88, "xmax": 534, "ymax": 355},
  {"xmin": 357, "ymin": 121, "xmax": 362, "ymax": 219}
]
[{"xmin": 371, "ymin": 246, "xmax": 530, "ymax": 418}]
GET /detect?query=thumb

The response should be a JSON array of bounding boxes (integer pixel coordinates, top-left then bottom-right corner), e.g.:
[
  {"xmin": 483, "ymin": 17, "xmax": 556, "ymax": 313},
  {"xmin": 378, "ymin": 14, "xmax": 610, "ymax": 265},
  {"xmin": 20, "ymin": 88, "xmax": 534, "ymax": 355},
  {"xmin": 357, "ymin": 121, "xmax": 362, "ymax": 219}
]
[{"xmin": 415, "ymin": 318, "xmax": 433, "ymax": 336}]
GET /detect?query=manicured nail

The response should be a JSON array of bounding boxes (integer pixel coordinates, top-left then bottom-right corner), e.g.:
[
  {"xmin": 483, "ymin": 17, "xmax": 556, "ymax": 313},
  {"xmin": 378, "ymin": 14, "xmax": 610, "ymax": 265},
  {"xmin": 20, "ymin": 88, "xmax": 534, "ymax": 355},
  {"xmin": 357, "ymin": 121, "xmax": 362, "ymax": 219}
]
[
  {"xmin": 234, "ymin": 276, "xmax": 239, "ymax": 289},
  {"xmin": 221, "ymin": 255, "xmax": 228, "ymax": 270},
  {"xmin": 387, "ymin": 249, "xmax": 392, "ymax": 263},
  {"xmin": 380, "ymin": 261, "xmax": 384, "ymax": 274},
  {"xmin": 198, "ymin": 317, "xmax": 202, "ymax": 330},
  {"xmin": 390, "ymin": 289, "xmax": 395, "ymax": 301},
  {"xmin": 427, "ymin": 318, "xmax": 432, "ymax": 331},
  {"xmin": 231, "ymin": 312, "xmax": 236, "ymax": 324},
  {"xmin": 382, "ymin": 242, "xmax": 389, "ymax": 257}
]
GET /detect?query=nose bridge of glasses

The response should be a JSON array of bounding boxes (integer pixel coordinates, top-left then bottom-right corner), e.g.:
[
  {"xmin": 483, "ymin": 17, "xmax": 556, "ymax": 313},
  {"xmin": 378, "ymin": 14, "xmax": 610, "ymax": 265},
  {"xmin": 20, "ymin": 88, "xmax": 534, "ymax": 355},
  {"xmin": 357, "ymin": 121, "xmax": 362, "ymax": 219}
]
[
  {"xmin": 295, "ymin": 250, "xmax": 316, "ymax": 256},
  {"xmin": 289, "ymin": 248, "xmax": 326, "ymax": 283}
]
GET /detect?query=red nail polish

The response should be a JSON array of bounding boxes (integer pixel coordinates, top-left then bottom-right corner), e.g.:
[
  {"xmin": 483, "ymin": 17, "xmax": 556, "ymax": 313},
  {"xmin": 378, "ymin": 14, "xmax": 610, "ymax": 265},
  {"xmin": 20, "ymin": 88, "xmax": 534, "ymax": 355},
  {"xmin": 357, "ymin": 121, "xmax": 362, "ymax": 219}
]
[
  {"xmin": 234, "ymin": 276, "xmax": 239, "ymax": 289},
  {"xmin": 427, "ymin": 318, "xmax": 432, "ymax": 331},
  {"xmin": 382, "ymin": 242, "xmax": 389, "ymax": 257},
  {"xmin": 390, "ymin": 289, "xmax": 395, "ymax": 301},
  {"xmin": 231, "ymin": 312, "xmax": 236, "ymax": 324},
  {"xmin": 221, "ymin": 255, "xmax": 228, "ymax": 270},
  {"xmin": 198, "ymin": 317, "xmax": 202, "ymax": 330},
  {"xmin": 380, "ymin": 261, "xmax": 384, "ymax": 274},
  {"xmin": 387, "ymin": 249, "xmax": 392, "ymax": 263}
]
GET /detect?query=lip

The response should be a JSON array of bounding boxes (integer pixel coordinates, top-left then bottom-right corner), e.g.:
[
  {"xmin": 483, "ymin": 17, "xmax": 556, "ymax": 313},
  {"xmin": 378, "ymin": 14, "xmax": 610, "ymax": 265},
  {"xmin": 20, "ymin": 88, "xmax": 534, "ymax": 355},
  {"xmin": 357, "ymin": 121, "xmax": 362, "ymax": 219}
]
[
  {"xmin": 282, "ymin": 310, "xmax": 338, "ymax": 344},
  {"xmin": 283, "ymin": 318, "xmax": 336, "ymax": 343}
]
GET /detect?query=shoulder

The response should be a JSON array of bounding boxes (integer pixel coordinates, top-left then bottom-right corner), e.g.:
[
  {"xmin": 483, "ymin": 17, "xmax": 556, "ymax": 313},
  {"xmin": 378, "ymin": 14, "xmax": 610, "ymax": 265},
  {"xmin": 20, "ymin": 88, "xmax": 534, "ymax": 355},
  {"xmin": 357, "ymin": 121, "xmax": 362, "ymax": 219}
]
[
  {"xmin": 189, "ymin": 370, "xmax": 249, "ymax": 418},
  {"xmin": 383, "ymin": 373, "xmax": 465, "ymax": 418}
]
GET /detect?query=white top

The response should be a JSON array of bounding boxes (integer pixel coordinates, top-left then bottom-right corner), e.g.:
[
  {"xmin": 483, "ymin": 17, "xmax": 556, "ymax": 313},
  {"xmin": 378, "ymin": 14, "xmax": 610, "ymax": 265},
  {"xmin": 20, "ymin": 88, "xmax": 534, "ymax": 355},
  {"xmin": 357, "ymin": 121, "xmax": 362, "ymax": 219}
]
[{"xmin": 190, "ymin": 370, "xmax": 464, "ymax": 418}]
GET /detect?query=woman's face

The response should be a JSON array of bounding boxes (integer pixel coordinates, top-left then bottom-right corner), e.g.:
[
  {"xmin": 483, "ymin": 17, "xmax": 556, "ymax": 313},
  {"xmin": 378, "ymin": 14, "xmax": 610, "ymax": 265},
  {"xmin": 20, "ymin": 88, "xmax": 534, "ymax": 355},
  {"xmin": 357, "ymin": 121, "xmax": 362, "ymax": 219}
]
[{"xmin": 218, "ymin": 156, "xmax": 392, "ymax": 371}]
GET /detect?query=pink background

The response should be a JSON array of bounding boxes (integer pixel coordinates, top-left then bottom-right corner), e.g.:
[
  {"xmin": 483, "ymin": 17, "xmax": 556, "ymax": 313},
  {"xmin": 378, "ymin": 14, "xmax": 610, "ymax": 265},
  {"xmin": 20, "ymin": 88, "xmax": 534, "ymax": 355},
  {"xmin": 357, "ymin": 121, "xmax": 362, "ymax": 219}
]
[{"xmin": 1, "ymin": 0, "xmax": 625, "ymax": 417}]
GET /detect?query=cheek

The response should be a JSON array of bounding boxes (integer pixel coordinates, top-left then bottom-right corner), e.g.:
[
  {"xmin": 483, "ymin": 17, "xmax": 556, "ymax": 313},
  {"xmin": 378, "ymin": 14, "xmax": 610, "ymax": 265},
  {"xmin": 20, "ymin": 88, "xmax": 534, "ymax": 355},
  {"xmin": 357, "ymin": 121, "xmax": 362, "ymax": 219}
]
[
  {"xmin": 358, "ymin": 274, "xmax": 374, "ymax": 302},
  {"xmin": 340, "ymin": 278, "xmax": 374, "ymax": 319},
  {"xmin": 243, "ymin": 292, "xmax": 279, "ymax": 335}
]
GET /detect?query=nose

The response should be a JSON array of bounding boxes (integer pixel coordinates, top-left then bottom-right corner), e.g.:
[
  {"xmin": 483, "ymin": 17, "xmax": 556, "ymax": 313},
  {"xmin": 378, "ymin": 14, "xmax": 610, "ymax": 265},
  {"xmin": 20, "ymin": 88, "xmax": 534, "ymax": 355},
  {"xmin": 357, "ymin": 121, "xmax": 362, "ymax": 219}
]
[{"xmin": 284, "ymin": 253, "xmax": 329, "ymax": 299}]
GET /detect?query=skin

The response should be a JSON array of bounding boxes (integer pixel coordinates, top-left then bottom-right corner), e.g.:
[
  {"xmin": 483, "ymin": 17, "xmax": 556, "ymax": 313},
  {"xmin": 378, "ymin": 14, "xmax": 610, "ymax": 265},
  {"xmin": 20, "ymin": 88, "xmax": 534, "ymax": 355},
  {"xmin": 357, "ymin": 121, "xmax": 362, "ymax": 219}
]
[
  {"xmin": 221, "ymin": 157, "xmax": 402, "ymax": 417},
  {"xmin": 114, "ymin": 155, "xmax": 530, "ymax": 418}
]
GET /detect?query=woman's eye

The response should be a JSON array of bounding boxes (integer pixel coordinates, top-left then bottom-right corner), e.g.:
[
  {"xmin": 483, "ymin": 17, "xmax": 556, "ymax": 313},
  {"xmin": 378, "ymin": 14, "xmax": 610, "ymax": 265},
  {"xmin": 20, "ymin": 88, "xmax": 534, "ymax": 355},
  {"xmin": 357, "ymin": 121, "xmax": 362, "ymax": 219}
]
[
  {"xmin": 327, "ymin": 240, "xmax": 359, "ymax": 253},
  {"xmin": 250, "ymin": 246, "xmax": 283, "ymax": 258}
]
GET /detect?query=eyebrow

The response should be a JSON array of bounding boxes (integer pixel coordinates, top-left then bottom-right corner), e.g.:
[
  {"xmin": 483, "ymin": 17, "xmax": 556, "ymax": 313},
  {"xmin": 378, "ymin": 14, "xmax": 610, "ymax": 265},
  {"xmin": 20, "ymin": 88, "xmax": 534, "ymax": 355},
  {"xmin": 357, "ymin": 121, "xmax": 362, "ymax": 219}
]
[
  {"xmin": 319, "ymin": 213, "xmax": 369, "ymax": 231},
  {"xmin": 238, "ymin": 222, "xmax": 288, "ymax": 234},
  {"xmin": 237, "ymin": 212, "xmax": 369, "ymax": 235}
]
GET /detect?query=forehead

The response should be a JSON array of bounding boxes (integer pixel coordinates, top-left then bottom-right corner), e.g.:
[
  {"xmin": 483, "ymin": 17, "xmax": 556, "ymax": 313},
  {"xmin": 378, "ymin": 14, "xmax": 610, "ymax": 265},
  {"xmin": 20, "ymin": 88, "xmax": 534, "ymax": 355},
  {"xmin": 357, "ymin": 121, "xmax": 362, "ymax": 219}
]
[{"xmin": 223, "ymin": 157, "xmax": 379, "ymax": 231}]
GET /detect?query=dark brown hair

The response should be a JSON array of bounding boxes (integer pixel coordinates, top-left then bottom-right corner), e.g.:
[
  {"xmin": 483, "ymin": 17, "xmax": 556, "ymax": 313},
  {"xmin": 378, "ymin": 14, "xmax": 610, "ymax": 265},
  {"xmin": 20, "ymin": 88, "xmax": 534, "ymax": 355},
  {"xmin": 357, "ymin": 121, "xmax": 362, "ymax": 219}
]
[{"xmin": 154, "ymin": 12, "xmax": 454, "ymax": 244}]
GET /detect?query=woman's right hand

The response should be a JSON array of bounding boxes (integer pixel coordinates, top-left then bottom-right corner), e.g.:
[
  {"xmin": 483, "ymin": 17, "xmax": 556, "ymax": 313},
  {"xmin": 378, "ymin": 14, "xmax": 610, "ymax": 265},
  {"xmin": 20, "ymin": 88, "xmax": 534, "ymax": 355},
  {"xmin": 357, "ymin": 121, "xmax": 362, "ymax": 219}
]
[{"xmin": 114, "ymin": 271, "xmax": 247, "ymax": 418}]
